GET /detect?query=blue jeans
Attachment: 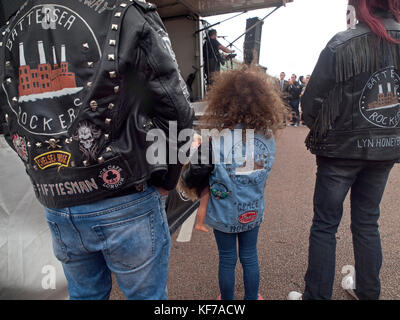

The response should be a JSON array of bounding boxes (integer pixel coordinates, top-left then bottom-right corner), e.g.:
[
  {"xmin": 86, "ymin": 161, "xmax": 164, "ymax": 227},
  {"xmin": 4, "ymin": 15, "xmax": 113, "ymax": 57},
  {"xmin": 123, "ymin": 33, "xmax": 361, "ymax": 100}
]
[
  {"xmin": 45, "ymin": 186, "xmax": 170, "ymax": 300},
  {"xmin": 213, "ymin": 227, "xmax": 260, "ymax": 300},
  {"xmin": 303, "ymin": 157, "xmax": 394, "ymax": 300}
]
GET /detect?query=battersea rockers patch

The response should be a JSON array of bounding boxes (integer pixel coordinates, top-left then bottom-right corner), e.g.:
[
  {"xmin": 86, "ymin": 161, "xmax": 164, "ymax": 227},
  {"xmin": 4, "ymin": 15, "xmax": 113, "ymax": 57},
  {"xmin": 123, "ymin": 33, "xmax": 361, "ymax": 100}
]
[
  {"xmin": 2, "ymin": 4, "xmax": 101, "ymax": 136},
  {"xmin": 359, "ymin": 67, "xmax": 400, "ymax": 128}
]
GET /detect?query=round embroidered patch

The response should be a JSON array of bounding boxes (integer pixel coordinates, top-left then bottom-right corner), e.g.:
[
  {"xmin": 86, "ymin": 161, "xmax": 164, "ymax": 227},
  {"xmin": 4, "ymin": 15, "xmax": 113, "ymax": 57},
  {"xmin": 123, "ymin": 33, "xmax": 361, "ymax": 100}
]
[
  {"xmin": 98, "ymin": 165, "xmax": 125, "ymax": 190},
  {"xmin": 210, "ymin": 182, "xmax": 229, "ymax": 200},
  {"xmin": 359, "ymin": 67, "xmax": 400, "ymax": 128}
]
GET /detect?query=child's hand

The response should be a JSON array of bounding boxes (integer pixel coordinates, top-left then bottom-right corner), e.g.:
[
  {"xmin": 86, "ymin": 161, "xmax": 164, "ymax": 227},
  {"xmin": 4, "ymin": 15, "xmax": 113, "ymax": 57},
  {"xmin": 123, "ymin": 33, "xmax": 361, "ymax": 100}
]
[
  {"xmin": 194, "ymin": 223, "xmax": 209, "ymax": 233},
  {"xmin": 195, "ymin": 188, "xmax": 210, "ymax": 233}
]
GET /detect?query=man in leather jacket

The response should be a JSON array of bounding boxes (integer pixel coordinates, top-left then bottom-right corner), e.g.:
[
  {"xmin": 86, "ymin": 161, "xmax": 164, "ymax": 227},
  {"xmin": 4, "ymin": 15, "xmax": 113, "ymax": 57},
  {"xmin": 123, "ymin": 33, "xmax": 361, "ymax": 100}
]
[
  {"xmin": 289, "ymin": 0, "xmax": 400, "ymax": 300},
  {"xmin": 286, "ymin": 74, "xmax": 302, "ymax": 126},
  {"xmin": 0, "ymin": 0, "xmax": 193, "ymax": 299}
]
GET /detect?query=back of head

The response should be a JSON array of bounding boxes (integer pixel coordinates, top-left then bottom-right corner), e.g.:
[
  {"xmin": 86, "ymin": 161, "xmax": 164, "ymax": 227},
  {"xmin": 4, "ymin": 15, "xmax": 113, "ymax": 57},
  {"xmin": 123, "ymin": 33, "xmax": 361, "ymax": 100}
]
[
  {"xmin": 201, "ymin": 66, "xmax": 288, "ymax": 135},
  {"xmin": 349, "ymin": 0, "xmax": 400, "ymax": 43},
  {"xmin": 208, "ymin": 29, "xmax": 217, "ymax": 38}
]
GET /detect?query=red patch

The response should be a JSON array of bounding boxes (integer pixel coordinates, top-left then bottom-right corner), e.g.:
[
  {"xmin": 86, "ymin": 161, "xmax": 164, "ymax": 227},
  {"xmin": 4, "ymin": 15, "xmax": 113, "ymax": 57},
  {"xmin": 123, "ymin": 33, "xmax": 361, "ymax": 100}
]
[
  {"xmin": 238, "ymin": 211, "xmax": 257, "ymax": 224},
  {"xmin": 102, "ymin": 169, "xmax": 121, "ymax": 185}
]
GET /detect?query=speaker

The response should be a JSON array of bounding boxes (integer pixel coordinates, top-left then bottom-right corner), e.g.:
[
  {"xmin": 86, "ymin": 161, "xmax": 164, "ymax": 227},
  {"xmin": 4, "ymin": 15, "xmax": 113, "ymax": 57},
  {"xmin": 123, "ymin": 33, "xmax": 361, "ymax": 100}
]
[{"xmin": 243, "ymin": 17, "xmax": 263, "ymax": 65}]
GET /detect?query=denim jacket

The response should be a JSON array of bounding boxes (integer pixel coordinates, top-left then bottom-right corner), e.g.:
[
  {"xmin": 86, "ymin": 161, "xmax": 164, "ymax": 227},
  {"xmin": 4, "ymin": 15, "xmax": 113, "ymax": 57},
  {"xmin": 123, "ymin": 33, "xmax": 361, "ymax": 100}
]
[{"xmin": 182, "ymin": 130, "xmax": 276, "ymax": 233}]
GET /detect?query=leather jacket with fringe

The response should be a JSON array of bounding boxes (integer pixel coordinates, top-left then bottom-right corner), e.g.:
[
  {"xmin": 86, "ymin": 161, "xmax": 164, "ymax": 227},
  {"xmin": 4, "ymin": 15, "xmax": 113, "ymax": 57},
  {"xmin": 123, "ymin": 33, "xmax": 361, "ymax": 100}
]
[{"xmin": 302, "ymin": 13, "xmax": 400, "ymax": 161}]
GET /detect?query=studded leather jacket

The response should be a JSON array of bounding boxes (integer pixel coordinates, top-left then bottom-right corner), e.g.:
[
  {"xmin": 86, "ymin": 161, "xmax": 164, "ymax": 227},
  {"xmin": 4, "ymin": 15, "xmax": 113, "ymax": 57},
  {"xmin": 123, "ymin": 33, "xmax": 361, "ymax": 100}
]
[
  {"xmin": 0, "ymin": 0, "xmax": 194, "ymax": 209},
  {"xmin": 302, "ymin": 14, "xmax": 400, "ymax": 161}
]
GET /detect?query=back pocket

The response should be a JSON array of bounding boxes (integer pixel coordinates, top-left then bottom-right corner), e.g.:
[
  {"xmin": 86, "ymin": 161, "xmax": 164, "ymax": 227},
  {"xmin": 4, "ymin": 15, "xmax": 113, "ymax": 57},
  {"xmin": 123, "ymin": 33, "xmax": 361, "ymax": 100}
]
[{"xmin": 93, "ymin": 209, "xmax": 155, "ymax": 271}]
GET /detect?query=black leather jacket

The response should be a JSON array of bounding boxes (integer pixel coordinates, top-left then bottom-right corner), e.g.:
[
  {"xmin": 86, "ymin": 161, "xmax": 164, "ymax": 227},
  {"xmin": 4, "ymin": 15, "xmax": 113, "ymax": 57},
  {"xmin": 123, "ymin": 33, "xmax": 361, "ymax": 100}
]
[
  {"xmin": 302, "ymin": 14, "xmax": 400, "ymax": 161},
  {"xmin": 286, "ymin": 81, "xmax": 302, "ymax": 101},
  {"xmin": 0, "ymin": 0, "xmax": 194, "ymax": 209}
]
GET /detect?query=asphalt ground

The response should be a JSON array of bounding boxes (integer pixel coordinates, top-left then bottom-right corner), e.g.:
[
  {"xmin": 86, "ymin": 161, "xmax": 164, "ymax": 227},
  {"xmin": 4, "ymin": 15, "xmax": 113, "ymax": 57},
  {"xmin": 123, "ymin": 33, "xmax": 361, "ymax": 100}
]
[{"xmin": 110, "ymin": 126, "xmax": 400, "ymax": 300}]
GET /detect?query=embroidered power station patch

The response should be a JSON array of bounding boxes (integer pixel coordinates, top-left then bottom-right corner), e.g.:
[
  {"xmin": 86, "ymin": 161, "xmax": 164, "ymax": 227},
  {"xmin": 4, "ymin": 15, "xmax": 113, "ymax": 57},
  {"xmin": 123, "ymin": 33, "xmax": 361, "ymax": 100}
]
[{"xmin": 359, "ymin": 67, "xmax": 400, "ymax": 128}]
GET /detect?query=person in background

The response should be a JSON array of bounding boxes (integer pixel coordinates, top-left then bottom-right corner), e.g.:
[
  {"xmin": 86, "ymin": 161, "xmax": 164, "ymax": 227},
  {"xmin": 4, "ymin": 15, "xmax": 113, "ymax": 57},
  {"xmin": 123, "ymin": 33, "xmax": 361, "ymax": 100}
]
[
  {"xmin": 203, "ymin": 29, "xmax": 235, "ymax": 85},
  {"xmin": 179, "ymin": 66, "xmax": 287, "ymax": 300},
  {"xmin": 286, "ymin": 74, "xmax": 303, "ymax": 127},
  {"xmin": 288, "ymin": 0, "xmax": 400, "ymax": 300},
  {"xmin": 299, "ymin": 75, "xmax": 311, "ymax": 126}
]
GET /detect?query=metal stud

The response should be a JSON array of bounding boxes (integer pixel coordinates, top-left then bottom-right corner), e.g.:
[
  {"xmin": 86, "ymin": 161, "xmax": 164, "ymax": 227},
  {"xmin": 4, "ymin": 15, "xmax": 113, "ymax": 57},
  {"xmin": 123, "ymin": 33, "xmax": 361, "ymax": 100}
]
[
  {"xmin": 65, "ymin": 138, "xmax": 71, "ymax": 144},
  {"xmin": 5, "ymin": 114, "xmax": 8, "ymax": 123},
  {"xmin": 33, "ymin": 165, "xmax": 38, "ymax": 171},
  {"xmin": 27, "ymin": 142, "xmax": 31, "ymax": 148},
  {"xmin": 98, "ymin": 156, "xmax": 105, "ymax": 164},
  {"xmin": 105, "ymin": 118, "xmax": 112, "ymax": 125},
  {"xmin": 0, "ymin": 42, "xmax": 3, "ymax": 47},
  {"xmin": 108, "ymin": 103, "xmax": 114, "ymax": 110},
  {"xmin": 82, "ymin": 43, "xmax": 89, "ymax": 49},
  {"xmin": 6, "ymin": 77, "xmax": 11, "ymax": 84},
  {"xmin": 106, "ymin": 146, "xmax": 112, "ymax": 152},
  {"xmin": 109, "ymin": 71, "xmax": 117, "ymax": 78},
  {"xmin": 111, "ymin": 24, "xmax": 118, "ymax": 31},
  {"xmin": 114, "ymin": 86, "xmax": 119, "ymax": 93},
  {"xmin": 83, "ymin": 160, "xmax": 89, "ymax": 167},
  {"xmin": 108, "ymin": 54, "xmax": 115, "ymax": 61},
  {"xmin": 87, "ymin": 61, "xmax": 94, "ymax": 68},
  {"xmin": 1, "ymin": 31, "xmax": 5, "ymax": 36},
  {"xmin": 12, "ymin": 97, "xmax": 18, "ymax": 103},
  {"xmin": 120, "ymin": 3, "xmax": 127, "ymax": 7},
  {"xmin": 115, "ymin": 12, "xmax": 122, "ymax": 17},
  {"xmin": 36, "ymin": 142, "xmax": 42, "ymax": 148},
  {"xmin": 90, "ymin": 100, "xmax": 98, "ymax": 111},
  {"xmin": 5, "ymin": 61, "xmax": 11, "ymax": 67},
  {"xmin": 87, "ymin": 82, "xmax": 92, "ymax": 87},
  {"xmin": 70, "ymin": 161, "xmax": 76, "ymax": 167},
  {"xmin": 109, "ymin": 39, "xmax": 116, "ymax": 46},
  {"xmin": 104, "ymin": 134, "xmax": 110, "ymax": 141}
]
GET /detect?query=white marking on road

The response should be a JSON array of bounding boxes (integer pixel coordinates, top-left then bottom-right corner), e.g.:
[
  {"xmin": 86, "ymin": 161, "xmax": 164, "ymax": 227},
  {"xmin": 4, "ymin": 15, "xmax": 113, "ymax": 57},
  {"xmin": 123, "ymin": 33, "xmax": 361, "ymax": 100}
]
[{"xmin": 176, "ymin": 210, "xmax": 197, "ymax": 242}]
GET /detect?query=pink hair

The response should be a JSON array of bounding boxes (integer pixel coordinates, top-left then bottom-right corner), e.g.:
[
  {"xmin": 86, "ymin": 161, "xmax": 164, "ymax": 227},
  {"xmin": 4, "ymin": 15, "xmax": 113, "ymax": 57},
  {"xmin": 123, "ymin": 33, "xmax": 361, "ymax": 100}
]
[{"xmin": 349, "ymin": 0, "xmax": 400, "ymax": 43}]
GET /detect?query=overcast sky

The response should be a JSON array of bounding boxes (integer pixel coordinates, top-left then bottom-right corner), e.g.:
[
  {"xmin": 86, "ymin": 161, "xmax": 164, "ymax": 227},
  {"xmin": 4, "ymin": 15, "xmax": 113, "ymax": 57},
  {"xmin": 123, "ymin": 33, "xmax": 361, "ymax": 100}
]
[{"xmin": 205, "ymin": 0, "xmax": 348, "ymax": 79}]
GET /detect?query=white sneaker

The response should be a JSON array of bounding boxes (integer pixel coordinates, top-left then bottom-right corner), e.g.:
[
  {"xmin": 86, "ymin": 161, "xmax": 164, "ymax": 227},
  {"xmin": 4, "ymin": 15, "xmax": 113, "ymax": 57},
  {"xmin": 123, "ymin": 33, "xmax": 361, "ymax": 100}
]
[{"xmin": 288, "ymin": 291, "xmax": 303, "ymax": 300}]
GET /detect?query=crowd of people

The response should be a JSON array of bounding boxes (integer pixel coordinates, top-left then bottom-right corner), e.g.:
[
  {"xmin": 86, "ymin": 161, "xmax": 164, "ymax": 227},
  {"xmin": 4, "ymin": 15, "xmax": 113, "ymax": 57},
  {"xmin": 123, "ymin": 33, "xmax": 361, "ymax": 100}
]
[
  {"xmin": 1, "ymin": 0, "xmax": 400, "ymax": 302},
  {"xmin": 277, "ymin": 72, "xmax": 311, "ymax": 127}
]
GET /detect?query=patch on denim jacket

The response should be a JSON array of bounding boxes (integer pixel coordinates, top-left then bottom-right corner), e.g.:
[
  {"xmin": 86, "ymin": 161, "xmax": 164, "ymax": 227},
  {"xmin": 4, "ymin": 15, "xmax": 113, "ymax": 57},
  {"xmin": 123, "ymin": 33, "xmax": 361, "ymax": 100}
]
[
  {"xmin": 210, "ymin": 182, "xmax": 229, "ymax": 199},
  {"xmin": 238, "ymin": 211, "xmax": 257, "ymax": 224}
]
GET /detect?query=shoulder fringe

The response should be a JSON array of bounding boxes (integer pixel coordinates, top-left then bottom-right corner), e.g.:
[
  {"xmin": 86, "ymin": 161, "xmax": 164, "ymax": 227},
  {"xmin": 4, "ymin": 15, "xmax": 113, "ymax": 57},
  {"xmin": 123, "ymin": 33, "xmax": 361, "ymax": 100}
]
[
  {"xmin": 309, "ymin": 31, "xmax": 400, "ymax": 142},
  {"xmin": 336, "ymin": 31, "xmax": 400, "ymax": 83}
]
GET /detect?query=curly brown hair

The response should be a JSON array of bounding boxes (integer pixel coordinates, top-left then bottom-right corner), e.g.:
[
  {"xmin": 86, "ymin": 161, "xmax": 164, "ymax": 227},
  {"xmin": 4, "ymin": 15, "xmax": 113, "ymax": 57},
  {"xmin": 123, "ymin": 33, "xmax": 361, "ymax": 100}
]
[{"xmin": 200, "ymin": 65, "xmax": 288, "ymax": 136}]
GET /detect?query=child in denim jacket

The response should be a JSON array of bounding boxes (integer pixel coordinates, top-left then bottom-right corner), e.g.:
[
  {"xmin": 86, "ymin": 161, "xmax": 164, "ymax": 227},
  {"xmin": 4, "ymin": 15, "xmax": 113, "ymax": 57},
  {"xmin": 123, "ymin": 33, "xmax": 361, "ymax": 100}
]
[{"xmin": 179, "ymin": 66, "xmax": 287, "ymax": 300}]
